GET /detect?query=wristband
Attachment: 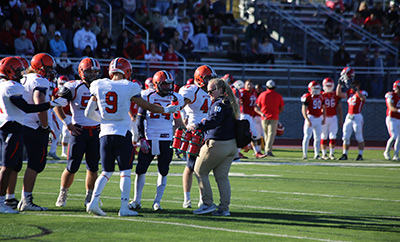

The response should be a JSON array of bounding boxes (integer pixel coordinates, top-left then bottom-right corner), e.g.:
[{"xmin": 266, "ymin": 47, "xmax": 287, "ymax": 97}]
[{"xmin": 62, "ymin": 116, "xmax": 72, "ymax": 126}]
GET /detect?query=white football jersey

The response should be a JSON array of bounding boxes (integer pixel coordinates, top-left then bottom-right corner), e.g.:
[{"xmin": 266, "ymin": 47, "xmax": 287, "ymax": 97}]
[
  {"xmin": 178, "ymin": 84, "xmax": 210, "ymax": 125},
  {"xmin": 90, "ymin": 78, "xmax": 142, "ymax": 137},
  {"xmin": 142, "ymin": 91, "xmax": 184, "ymax": 141},
  {"xmin": 0, "ymin": 79, "xmax": 26, "ymax": 127},
  {"xmin": 23, "ymin": 73, "xmax": 52, "ymax": 129},
  {"xmin": 64, "ymin": 80, "xmax": 99, "ymax": 126}
]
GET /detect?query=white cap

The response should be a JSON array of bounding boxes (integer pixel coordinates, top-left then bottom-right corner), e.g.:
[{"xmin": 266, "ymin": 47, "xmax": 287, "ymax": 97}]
[{"xmin": 266, "ymin": 80, "xmax": 275, "ymax": 88}]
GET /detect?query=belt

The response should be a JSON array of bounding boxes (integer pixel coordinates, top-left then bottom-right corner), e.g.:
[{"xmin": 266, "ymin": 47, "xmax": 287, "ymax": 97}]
[{"xmin": 75, "ymin": 124, "xmax": 100, "ymax": 129}]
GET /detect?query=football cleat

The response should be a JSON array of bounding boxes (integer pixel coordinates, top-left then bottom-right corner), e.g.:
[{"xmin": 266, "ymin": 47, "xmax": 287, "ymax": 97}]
[
  {"xmin": 212, "ymin": 209, "xmax": 230, "ymax": 216},
  {"xmin": 355, "ymin": 154, "xmax": 363, "ymax": 161},
  {"xmin": 18, "ymin": 195, "xmax": 48, "ymax": 211},
  {"xmin": 152, "ymin": 202, "xmax": 163, "ymax": 211},
  {"xmin": 329, "ymin": 155, "xmax": 336, "ymax": 160},
  {"xmin": 193, "ymin": 204, "xmax": 216, "ymax": 215},
  {"xmin": 86, "ymin": 199, "xmax": 106, "ymax": 216},
  {"xmin": 314, "ymin": 155, "xmax": 321, "ymax": 160},
  {"xmin": 128, "ymin": 200, "xmax": 142, "ymax": 210},
  {"xmin": 5, "ymin": 198, "xmax": 19, "ymax": 209},
  {"xmin": 48, "ymin": 152, "xmax": 60, "ymax": 160},
  {"xmin": 266, "ymin": 152, "xmax": 275, "ymax": 157},
  {"xmin": 55, "ymin": 190, "xmax": 68, "ymax": 207},
  {"xmin": 393, "ymin": 155, "xmax": 400, "ymax": 161},
  {"xmin": 183, "ymin": 200, "xmax": 192, "ymax": 209},
  {"xmin": 339, "ymin": 154, "xmax": 348, "ymax": 160},
  {"xmin": 302, "ymin": 155, "xmax": 307, "ymax": 159},
  {"xmin": 322, "ymin": 155, "xmax": 329, "ymax": 160},
  {"xmin": 119, "ymin": 205, "xmax": 138, "ymax": 216},
  {"xmin": 255, "ymin": 152, "xmax": 267, "ymax": 159},
  {"xmin": 383, "ymin": 151, "xmax": 391, "ymax": 160},
  {"xmin": 0, "ymin": 204, "xmax": 19, "ymax": 214}
]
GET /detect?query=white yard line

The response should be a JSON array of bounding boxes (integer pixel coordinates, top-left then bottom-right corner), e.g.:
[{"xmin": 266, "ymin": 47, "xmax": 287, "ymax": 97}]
[{"xmin": 29, "ymin": 213, "xmax": 348, "ymax": 242}]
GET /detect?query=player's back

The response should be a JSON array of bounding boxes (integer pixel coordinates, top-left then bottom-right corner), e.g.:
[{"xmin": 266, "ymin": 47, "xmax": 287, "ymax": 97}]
[{"xmin": 0, "ymin": 80, "xmax": 26, "ymax": 126}]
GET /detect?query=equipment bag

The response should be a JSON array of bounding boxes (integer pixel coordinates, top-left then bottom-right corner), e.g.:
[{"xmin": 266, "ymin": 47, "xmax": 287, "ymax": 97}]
[{"xmin": 234, "ymin": 119, "xmax": 252, "ymax": 148}]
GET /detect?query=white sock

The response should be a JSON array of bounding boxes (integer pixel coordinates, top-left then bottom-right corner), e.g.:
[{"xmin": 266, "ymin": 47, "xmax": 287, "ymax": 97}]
[
  {"xmin": 184, "ymin": 192, "xmax": 190, "ymax": 202},
  {"xmin": 343, "ymin": 149, "xmax": 348, "ymax": 155},
  {"xmin": 359, "ymin": 150, "xmax": 364, "ymax": 155},
  {"xmin": 23, "ymin": 191, "xmax": 32, "ymax": 199},
  {"xmin": 321, "ymin": 149, "xmax": 327, "ymax": 156},
  {"xmin": 154, "ymin": 173, "xmax": 167, "ymax": 204},
  {"xmin": 134, "ymin": 174, "xmax": 145, "ymax": 203},
  {"xmin": 62, "ymin": 145, "xmax": 67, "ymax": 154},
  {"xmin": 6, "ymin": 194, "xmax": 15, "ymax": 200},
  {"xmin": 329, "ymin": 148, "xmax": 334, "ymax": 156},
  {"xmin": 93, "ymin": 171, "xmax": 113, "ymax": 200},
  {"xmin": 119, "ymin": 169, "xmax": 131, "ymax": 205}
]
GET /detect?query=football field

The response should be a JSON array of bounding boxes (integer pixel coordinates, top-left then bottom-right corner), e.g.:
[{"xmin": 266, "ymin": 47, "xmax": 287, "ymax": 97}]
[{"xmin": 1, "ymin": 147, "xmax": 400, "ymax": 241}]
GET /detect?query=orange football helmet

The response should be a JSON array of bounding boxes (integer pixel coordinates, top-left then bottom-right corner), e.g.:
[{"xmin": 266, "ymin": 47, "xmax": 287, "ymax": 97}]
[
  {"xmin": 0, "ymin": 56, "xmax": 25, "ymax": 81},
  {"xmin": 145, "ymin": 77, "xmax": 154, "ymax": 89},
  {"xmin": 153, "ymin": 70, "xmax": 174, "ymax": 95},
  {"xmin": 78, "ymin": 57, "xmax": 100, "ymax": 82},
  {"xmin": 15, "ymin": 56, "xmax": 30, "ymax": 69},
  {"xmin": 109, "ymin": 57, "xmax": 132, "ymax": 80},
  {"xmin": 194, "ymin": 65, "xmax": 217, "ymax": 87},
  {"xmin": 30, "ymin": 53, "xmax": 56, "ymax": 79}
]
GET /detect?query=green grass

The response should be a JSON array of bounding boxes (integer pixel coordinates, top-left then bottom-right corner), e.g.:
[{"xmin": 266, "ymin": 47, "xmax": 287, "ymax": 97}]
[{"xmin": 1, "ymin": 147, "xmax": 400, "ymax": 241}]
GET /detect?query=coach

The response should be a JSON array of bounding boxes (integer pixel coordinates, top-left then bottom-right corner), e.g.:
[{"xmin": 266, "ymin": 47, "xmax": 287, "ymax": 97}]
[{"xmin": 254, "ymin": 80, "xmax": 284, "ymax": 157}]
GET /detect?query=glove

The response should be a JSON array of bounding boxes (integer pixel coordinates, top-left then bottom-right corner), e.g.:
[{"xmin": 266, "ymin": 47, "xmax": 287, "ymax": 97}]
[
  {"xmin": 50, "ymin": 97, "xmax": 68, "ymax": 107},
  {"xmin": 140, "ymin": 138, "xmax": 151, "ymax": 154},
  {"xmin": 164, "ymin": 105, "xmax": 180, "ymax": 114},
  {"xmin": 37, "ymin": 124, "xmax": 51, "ymax": 133}
]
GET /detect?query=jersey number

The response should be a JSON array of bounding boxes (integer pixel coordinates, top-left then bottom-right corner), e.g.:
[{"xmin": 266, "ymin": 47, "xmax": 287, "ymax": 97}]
[
  {"xmin": 105, "ymin": 92, "xmax": 118, "ymax": 113},
  {"xmin": 313, "ymin": 100, "xmax": 322, "ymax": 110},
  {"xmin": 150, "ymin": 102, "xmax": 171, "ymax": 120},
  {"xmin": 324, "ymin": 98, "xmax": 335, "ymax": 108},
  {"xmin": 200, "ymin": 99, "xmax": 209, "ymax": 113}
]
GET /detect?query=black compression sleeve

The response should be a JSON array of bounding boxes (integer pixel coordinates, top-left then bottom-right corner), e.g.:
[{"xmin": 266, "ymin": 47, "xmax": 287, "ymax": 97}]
[
  {"xmin": 136, "ymin": 107, "xmax": 147, "ymax": 140},
  {"xmin": 10, "ymin": 96, "xmax": 50, "ymax": 113}
]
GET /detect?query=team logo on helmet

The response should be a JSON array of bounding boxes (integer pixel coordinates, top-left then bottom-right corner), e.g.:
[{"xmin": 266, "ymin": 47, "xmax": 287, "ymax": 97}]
[
  {"xmin": 153, "ymin": 70, "xmax": 174, "ymax": 95},
  {"xmin": 109, "ymin": 57, "xmax": 132, "ymax": 80},
  {"xmin": 194, "ymin": 65, "xmax": 217, "ymax": 87},
  {"xmin": 78, "ymin": 57, "xmax": 100, "ymax": 83},
  {"xmin": 30, "ymin": 53, "xmax": 56, "ymax": 80}
]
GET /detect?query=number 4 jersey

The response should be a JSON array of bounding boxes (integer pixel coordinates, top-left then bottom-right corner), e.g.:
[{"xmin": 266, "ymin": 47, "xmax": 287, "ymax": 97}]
[
  {"xmin": 178, "ymin": 84, "xmax": 210, "ymax": 126},
  {"xmin": 90, "ymin": 78, "xmax": 142, "ymax": 137}
]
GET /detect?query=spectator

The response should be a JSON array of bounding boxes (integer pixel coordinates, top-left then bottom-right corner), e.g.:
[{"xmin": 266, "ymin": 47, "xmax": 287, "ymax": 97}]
[
  {"xmin": 0, "ymin": 19, "xmax": 16, "ymax": 54},
  {"xmin": 192, "ymin": 16, "xmax": 209, "ymax": 50},
  {"xmin": 149, "ymin": 7, "xmax": 163, "ymax": 32},
  {"xmin": 50, "ymin": 31, "xmax": 68, "ymax": 57},
  {"xmin": 326, "ymin": 0, "xmax": 345, "ymax": 12},
  {"xmin": 72, "ymin": 17, "xmax": 83, "ymax": 33},
  {"xmin": 177, "ymin": 16, "xmax": 194, "ymax": 40},
  {"xmin": 163, "ymin": 43, "xmax": 179, "ymax": 78},
  {"xmin": 44, "ymin": 12, "xmax": 57, "ymax": 29},
  {"xmin": 207, "ymin": 18, "xmax": 222, "ymax": 51},
  {"xmin": 71, "ymin": 0, "xmax": 88, "ymax": 20},
  {"xmin": 135, "ymin": 6, "xmax": 152, "ymax": 31},
  {"xmin": 45, "ymin": 24, "xmax": 56, "ymax": 42},
  {"xmin": 162, "ymin": 7, "xmax": 179, "ymax": 41},
  {"xmin": 254, "ymin": 80, "xmax": 284, "ymax": 157},
  {"xmin": 244, "ymin": 37, "xmax": 260, "ymax": 63},
  {"xmin": 369, "ymin": 48, "xmax": 385, "ymax": 98},
  {"xmin": 144, "ymin": 42, "xmax": 163, "ymax": 75},
  {"xmin": 123, "ymin": 0, "xmax": 136, "ymax": 18},
  {"xmin": 245, "ymin": 18, "xmax": 267, "ymax": 42},
  {"xmin": 155, "ymin": 0, "xmax": 171, "ymax": 15},
  {"xmin": 96, "ymin": 13, "xmax": 108, "ymax": 30},
  {"xmin": 73, "ymin": 21, "xmax": 97, "ymax": 57},
  {"xmin": 175, "ymin": 3, "xmax": 188, "ymax": 21},
  {"xmin": 56, "ymin": 52, "xmax": 75, "ymax": 80},
  {"xmin": 387, "ymin": 1, "xmax": 399, "ymax": 35},
  {"xmin": 227, "ymin": 33, "xmax": 243, "ymax": 63},
  {"xmin": 123, "ymin": 34, "xmax": 146, "ymax": 61},
  {"xmin": 351, "ymin": 12, "xmax": 364, "ymax": 27},
  {"xmin": 96, "ymin": 33, "xmax": 113, "ymax": 59},
  {"xmin": 357, "ymin": 1, "xmax": 370, "ymax": 20},
  {"xmin": 96, "ymin": 28, "xmax": 112, "ymax": 48},
  {"xmin": 10, "ymin": 2, "xmax": 30, "ymax": 30},
  {"xmin": 89, "ymin": 17, "xmax": 101, "ymax": 36},
  {"xmin": 213, "ymin": 0, "xmax": 237, "ymax": 26},
  {"xmin": 116, "ymin": 29, "xmax": 130, "ymax": 57},
  {"xmin": 364, "ymin": 12, "xmax": 383, "ymax": 35},
  {"xmin": 14, "ymin": 29, "xmax": 34, "ymax": 56},
  {"xmin": 21, "ymin": 20, "xmax": 35, "ymax": 43},
  {"xmin": 170, "ymin": 30, "xmax": 183, "ymax": 52},
  {"xmin": 82, "ymin": 45, "xmax": 94, "ymax": 57},
  {"xmin": 324, "ymin": 10, "xmax": 343, "ymax": 40},
  {"xmin": 88, "ymin": 3, "xmax": 102, "ymax": 20},
  {"xmin": 258, "ymin": 36, "xmax": 275, "ymax": 64},
  {"xmin": 152, "ymin": 22, "xmax": 168, "ymax": 46},
  {"xmin": 34, "ymin": 34, "xmax": 50, "ymax": 54},
  {"xmin": 180, "ymin": 30, "xmax": 200, "ymax": 62},
  {"xmin": 30, "ymin": 16, "xmax": 47, "ymax": 35},
  {"xmin": 333, "ymin": 44, "xmax": 351, "ymax": 66},
  {"xmin": 57, "ymin": 2, "xmax": 74, "ymax": 51}
]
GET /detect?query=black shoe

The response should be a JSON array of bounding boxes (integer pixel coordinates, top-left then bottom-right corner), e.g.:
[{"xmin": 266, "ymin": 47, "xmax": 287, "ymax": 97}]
[
  {"xmin": 339, "ymin": 154, "xmax": 348, "ymax": 160},
  {"xmin": 355, "ymin": 154, "xmax": 363, "ymax": 161},
  {"xmin": 5, "ymin": 198, "xmax": 19, "ymax": 209},
  {"xmin": 266, "ymin": 152, "xmax": 275, "ymax": 157}
]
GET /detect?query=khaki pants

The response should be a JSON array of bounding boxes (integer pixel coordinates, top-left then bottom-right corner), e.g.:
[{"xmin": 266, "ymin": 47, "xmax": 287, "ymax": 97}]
[
  {"xmin": 261, "ymin": 119, "xmax": 278, "ymax": 153},
  {"xmin": 194, "ymin": 139, "xmax": 237, "ymax": 211}
]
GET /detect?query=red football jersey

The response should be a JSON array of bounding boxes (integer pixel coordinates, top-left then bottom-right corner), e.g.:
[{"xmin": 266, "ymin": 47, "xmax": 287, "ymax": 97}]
[
  {"xmin": 130, "ymin": 101, "xmax": 138, "ymax": 115},
  {"xmin": 301, "ymin": 93, "xmax": 324, "ymax": 117},
  {"xmin": 346, "ymin": 89, "xmax": 367, "ymax": 114},
  {"xmin": 385, "ymin": 91, "xmax": 400, "ymax": 119},
  {"xmin": 240, "ymin": 88, "xmax": 257, "ymax": 116},
  {"xmin": 322, "ymin": 92, "xmax": 341, "ymax": 117}
]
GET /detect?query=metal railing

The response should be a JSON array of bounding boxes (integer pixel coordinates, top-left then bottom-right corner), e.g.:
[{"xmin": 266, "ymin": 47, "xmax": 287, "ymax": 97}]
[{"xmin": 122, "ymin": 15, "xmax": 150, "ymax": 49}]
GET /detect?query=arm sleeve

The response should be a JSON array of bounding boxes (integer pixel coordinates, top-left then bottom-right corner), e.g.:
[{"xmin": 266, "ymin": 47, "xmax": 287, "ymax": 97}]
[
  {"xmin": 136, "ymin": 107, "xmax": 147, "ymax": 140},
  {"xmin": 84, "ymin": 98, "xmax": 101, "ymax": 122},
  {"xmin": 10, "ymin": 96, "xmax": 51, "ymax": 113}
]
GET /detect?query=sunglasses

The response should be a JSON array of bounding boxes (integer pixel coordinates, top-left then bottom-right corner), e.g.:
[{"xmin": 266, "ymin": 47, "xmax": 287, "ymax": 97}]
[{"xmin": 207, "ymin": 88, "xmax": 216, "ymax": 94}]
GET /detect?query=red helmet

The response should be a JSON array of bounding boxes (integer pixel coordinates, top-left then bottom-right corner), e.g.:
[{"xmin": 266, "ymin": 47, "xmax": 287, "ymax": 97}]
[
  {"xmin": 339, "ymin": 67, "xmax": 355, "ymax": 85},
  {"xmin": 322, "ymin": 78, "xmax": 334, "ymax": 93},
  {"xmin": 57, "ymin": 75, "xmax": 69, "ymax": 86},
  {"xmin": 78, "ymin": 57, "xmax": 100, "ymax": 82},
  {"xmin": 0, "ymin": 56, "xmax": 25, "ymax": 81},
  {"xmin": 222, "ymin": 73, "xmax": 234, "ymax": 84},
  {"xmin": 153, "ymin": 70, "xmax": 174, "ymax": 95},
  {"xmin": 15, "ymin": 56, "xmax": 30, "ymax": 69},
  {"xmin": 194, "ymin": 65, "xmax": 217, "ymax": 87},
  {"xmin": 145, "ymin": 77, "xmax": 154, "ymax": 89},
  {"xmin": 308, "ymin": 81, "xmax": 321, "ymax": 95},
  {"xmin": 132, "ymin": 79, "xmax": 142, "ymax": 88},
  {"xmin": 109, "ymin": 57, "xmax": 132, "ymax": 80},
  {"xmin": 186, "ymin": 78, "xmax": 194, "ymax": 85},
  {"xmin": 30, "ymin": 53, "xmax": 56, "ymax": 79},
  {"xmin": 393, "ymin": 80, "xmax": 400, "ymax": 91},
  {"xmin": 276, "ymin": 122, "xmax": 285, "ymax": 136}
]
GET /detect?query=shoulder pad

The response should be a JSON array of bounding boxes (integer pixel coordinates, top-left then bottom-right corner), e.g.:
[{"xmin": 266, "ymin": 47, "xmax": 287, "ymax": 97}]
[{"xmin": 58, "ymin": 86, "xmax": 73, "ymax": 101}]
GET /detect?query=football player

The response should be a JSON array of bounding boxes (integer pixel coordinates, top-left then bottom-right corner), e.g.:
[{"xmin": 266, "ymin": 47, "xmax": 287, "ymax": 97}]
[
  {"xmin": 337, "ymin": 67, "xmax": 368, "ymax": 161},
  {"xmin": 320, "ymin": 78, "xmax": 343, "ymax": 160},
  {"xmin": 239, "ymin": 79, "xmax": 266, "ymax": 158},
  {"xmin": 18, "ymin": 53, "xmax": 63, "ymax": 211},
  {"xmin": 301, "ymin": 81, "xmax": 326, "ymax": 159},
  {"xmin": 54, "ymin": 76, "xmax": 71, "ymax": 157},
  {"xmin": 85, "ymin": 58, "xmax": 180, "ymax": 216},
  {"xmin": 178, "ymin": 65, "xmax": 215, "ymax": 208},
  {"xmin": 0, "ymin": 57, "xmax": 66, "ymax": 213},
  {"xmin": 383, "ymin": 80, "xmax": 400, "ymax": 160},
  {"xmin": 53, "ymin": 58, "xmax": 102, "ymax": 207}
]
